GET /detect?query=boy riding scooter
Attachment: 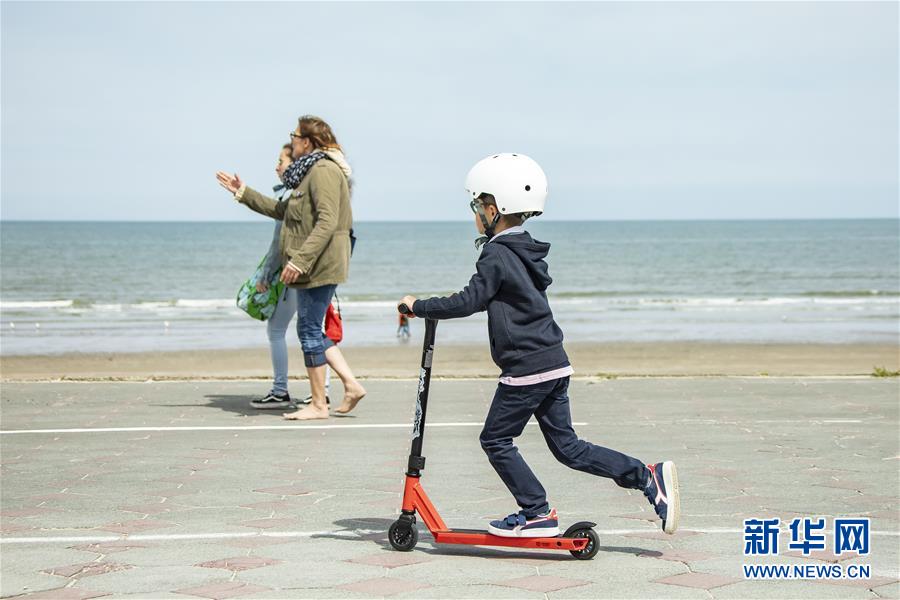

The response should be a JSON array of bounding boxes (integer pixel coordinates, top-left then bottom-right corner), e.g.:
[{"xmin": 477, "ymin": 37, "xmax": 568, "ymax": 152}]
[{"xmin": 400, "ymin": 153, "xmax": 680, "ymax": 537}]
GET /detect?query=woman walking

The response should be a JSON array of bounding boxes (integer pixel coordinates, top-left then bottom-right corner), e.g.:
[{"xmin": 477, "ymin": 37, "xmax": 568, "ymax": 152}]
[{"xmin": 218, "ymin": 116, "xmax": 365, "ymax": 420}]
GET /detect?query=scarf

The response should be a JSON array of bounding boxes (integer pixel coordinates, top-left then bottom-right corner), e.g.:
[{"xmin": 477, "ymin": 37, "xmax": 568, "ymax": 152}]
[
  {"xmin": 273, "ymin": 148, "xmax": 354, "ymax": 194},
  {"xmin": 280, "ymin": 151, "xmax": 327, "ymax": 190}
]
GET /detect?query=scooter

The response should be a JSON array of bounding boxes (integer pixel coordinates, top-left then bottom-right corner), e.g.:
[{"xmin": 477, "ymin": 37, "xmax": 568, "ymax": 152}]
[{"xmin": 387, "ymin": 304, "xmax": 600, "ymax": 559}]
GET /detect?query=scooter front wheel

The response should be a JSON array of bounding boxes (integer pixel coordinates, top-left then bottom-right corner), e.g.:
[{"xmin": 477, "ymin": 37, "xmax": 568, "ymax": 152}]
[
  {"xmin": 568, "ymin": 527, "xmax": 599, "ymax": 560},
  {"xmin": 388, "ymin": 520, "xmax": 418, "ymax": 552}
]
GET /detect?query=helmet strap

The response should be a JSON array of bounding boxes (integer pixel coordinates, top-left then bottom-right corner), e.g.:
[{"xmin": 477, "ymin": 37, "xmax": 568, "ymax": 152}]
[{"xmin": 474, "ymin": 206, "xmax": 502, "ymax": 249}]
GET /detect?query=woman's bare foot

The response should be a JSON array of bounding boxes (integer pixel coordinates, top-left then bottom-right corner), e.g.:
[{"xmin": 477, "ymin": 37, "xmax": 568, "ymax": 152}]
[
  {"xmin": 283, "ymin": 405, "xmax": 329, "ymax": 420},
  {"xmin": 334, "ymin": 383, "xmax": 367, "ymax": 415}
]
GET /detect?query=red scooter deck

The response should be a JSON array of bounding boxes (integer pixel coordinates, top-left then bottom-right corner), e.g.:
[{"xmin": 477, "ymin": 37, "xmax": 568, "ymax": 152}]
[
  {"xmin": 433, "ymin": 530, "xmax": 590, "ymax": 551},
  {"xmin": 402, "ymin": 473, "xmax": 592, "ymax": 552}
]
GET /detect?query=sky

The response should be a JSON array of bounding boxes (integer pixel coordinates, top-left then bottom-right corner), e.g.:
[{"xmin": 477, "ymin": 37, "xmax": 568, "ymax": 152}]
[{"xmin": 1, "ymin": 1, "xmax": 897, "ymax": 222}]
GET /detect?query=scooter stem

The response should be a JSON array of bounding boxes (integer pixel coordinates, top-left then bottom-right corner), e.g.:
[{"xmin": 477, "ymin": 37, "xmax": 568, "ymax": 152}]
[{"xmin": 404, "ymin": 311, "xmax": 437, "ymax": 477}]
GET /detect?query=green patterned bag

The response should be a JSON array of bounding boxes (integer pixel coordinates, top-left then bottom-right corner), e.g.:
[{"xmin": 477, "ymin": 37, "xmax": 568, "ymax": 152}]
[{"xmin": 236, "ymin": 255, "xmax": 285, "ymax": 321}]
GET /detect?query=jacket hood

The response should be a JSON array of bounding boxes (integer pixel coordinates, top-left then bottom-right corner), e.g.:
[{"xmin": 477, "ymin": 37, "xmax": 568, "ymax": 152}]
[
  {"xmin": 322, "ymin": 148, "xmax": 353, "ymax": 179},
  {"xmin": 492, "ymin": 232, "xmax": 553, "ymax": 290}
]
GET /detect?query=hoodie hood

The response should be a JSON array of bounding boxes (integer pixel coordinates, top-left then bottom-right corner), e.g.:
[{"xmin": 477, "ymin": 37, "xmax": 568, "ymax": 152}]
[{"xmin": 492, "ymin": 232, "xmax": 553, "ymax": 291}]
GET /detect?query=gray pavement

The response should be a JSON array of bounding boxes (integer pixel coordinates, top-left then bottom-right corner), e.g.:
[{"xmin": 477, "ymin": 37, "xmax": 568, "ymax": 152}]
[{"xmin": 0, "ymin": 377, "xmax": 898, "ymax": 599}]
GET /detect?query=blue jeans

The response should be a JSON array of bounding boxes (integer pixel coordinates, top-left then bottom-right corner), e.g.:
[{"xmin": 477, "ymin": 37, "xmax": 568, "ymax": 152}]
[
  {"xmin": 296, "ymin": 284, "xmax": 336, "ymax": 368},
  {"xmin": 266, "ymin": 284, "xmax": 336, "ymax": 392},
  {"xmin": 479, "ymin": 376, "xmax": 648, "ymax": 517}
]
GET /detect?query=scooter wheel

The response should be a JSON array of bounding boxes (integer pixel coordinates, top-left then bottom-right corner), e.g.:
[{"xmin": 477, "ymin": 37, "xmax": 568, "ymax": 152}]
[
  {"xmin": 568, "ymin": 527, "xmax": 599, "ymax": 560},
  {"xmin": 388, "ymin": 520, "xmax": 418, "ymax": 552}
]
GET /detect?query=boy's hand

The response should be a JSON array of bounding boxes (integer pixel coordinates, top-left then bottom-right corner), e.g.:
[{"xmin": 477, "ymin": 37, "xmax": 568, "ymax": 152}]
[{"xmin": 400, "ymin": 295, "xmax": 417, "ymax": 317}]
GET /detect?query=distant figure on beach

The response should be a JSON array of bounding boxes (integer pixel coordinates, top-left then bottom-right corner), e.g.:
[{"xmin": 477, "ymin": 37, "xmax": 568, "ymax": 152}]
[
  {"xmin": 217, "ymin": 115, "xmax": 366, "ymax": 420},
  {"xmin": 397, "ymin": 313, "xmax": 410, "ymax": 339}
]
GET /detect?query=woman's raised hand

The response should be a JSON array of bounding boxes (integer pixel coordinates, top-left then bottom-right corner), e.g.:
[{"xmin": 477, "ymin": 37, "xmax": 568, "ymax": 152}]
[{"xmin": 216, "ymin": 171, "xmax": 244, "ymax": 195}]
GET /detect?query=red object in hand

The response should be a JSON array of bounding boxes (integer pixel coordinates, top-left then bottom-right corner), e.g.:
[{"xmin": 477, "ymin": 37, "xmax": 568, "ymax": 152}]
[{"xmin": 325, "ymin": 304, "xmax": 343, "ymax": 344}]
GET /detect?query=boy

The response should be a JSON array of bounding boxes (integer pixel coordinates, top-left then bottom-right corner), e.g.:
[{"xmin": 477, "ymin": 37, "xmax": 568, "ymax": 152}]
[{"xmin": 400, "ymin": 153, "xmax": 680, "ymax": 538}]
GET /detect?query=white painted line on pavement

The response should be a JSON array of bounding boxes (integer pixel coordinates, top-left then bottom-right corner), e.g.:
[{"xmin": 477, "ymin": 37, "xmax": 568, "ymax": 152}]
[
  {"xmin": 0, "ymin": 422, "xmax": 588, "ymax": 435},
  {"xmin": 2, "ymin": 527, "xmax": 897, "ymax": 545},
  {"xmin": 0, "ymin": 531, "xmax": 352, "ymax": 544}
]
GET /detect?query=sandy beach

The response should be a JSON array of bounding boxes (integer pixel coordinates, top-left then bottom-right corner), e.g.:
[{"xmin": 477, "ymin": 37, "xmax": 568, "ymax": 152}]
[{"xmin": 2, "ymin": 342, "xmax": 897, "ymax": 381}]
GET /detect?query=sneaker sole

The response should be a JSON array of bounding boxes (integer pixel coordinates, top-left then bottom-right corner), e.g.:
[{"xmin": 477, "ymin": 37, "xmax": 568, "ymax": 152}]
[
  {"xmin": 662, "ymin": 461, "xmax": 680, "ymax": 534},
  {"xmin": 487, "ymin": 524, "xmax": 561, "ymax": 538},
  {"xmin": 251, "ymin": 402, "xmax": 292, "ymax": 410}
]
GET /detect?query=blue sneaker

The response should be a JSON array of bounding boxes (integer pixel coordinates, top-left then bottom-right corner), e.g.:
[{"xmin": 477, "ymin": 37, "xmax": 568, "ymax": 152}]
[
  {"xmin": 644, "ymin": 461, "xmax": 680, "ymax": 534},
  {"xmin": 488, "ymin": 508, "xmax": 560, "ymax": 538}
]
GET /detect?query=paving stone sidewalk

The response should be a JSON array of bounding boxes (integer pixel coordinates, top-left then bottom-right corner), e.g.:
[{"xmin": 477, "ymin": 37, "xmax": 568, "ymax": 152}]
[{"xmin": 1, "ymin": 378, "xmax": 898, "ymax": 599}]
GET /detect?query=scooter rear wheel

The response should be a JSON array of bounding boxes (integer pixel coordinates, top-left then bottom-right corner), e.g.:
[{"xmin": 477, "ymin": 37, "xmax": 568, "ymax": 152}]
[
  {"xmin": 388, "ymin": 520, "xmax": 418, "ymax": 552},
  {"xmin": 568, "ymin": 527, "xmax": 599, "ymax": 560}
]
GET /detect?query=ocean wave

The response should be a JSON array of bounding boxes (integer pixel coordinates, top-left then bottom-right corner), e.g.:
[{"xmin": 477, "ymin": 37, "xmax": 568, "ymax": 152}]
[
  {"xmin": 551, "ymin": 290, "xmax": 674, "ymax": 298},
  {"xmin": 92, "ymin": 303, "xmax": 124, "ymax": 311},
  {"xmin": 174, "ymin": 299, "xmax": 235, "ymax": 309},
  {"xmin": 0, "ymin": 300, "xmax": 74, "ymax": 309},
  {"xmin": 798, "ymin": 290, "xmax": 899, "ymax": 297},
  {"xmin": 1, "ymin": 299, "xmax": 238, "ymax": 312},
  {"xmin": 133, "ymin": 300, "xmax": 236, "ymax": 310},
  {"xmin": 2, "ymin": 293, "xmax": 898, "ymax": 313},
  {"xmin": 632, "ymin": 297, "xmax": 900, "ymax": 307},
  {"xmin": 336, "ymin": 300, "xmax": 398, "ymax": 308},
  {"xmin": 132, "ymin": 301, "xmax": 177, "ymax": 310}
]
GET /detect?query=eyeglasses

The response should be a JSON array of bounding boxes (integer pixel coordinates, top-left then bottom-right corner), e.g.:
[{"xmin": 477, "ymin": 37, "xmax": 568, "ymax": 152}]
[
  {"xmin": 469, "ymin": 199, "xmax": 482, "ymax": 214},
  {"xmin": 289, "ymin": 132, "xmax": 305, "ymax": 140}
]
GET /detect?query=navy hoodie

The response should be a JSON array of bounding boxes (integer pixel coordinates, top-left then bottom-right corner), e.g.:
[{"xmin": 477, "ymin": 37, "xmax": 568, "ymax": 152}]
[{"xmin": 412, "ymin": 232, "xmax": 569, "ymax": 378}]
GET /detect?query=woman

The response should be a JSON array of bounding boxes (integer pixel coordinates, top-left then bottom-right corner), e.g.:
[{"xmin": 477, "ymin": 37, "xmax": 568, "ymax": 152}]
[{"xmin": 217, "ymin": 116, "xmax": 365, "ymax": 420}]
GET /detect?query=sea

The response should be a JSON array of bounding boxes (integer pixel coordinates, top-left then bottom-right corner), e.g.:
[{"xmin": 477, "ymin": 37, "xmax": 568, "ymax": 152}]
[{"xmin": 1, "ymin": 220, "xmax": 898, "ymax": 356}]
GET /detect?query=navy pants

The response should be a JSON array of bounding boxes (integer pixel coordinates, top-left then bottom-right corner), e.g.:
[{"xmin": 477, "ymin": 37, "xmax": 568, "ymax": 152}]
[{"xmin": 479, "ymin": 376, "xmax": 648, "ymax": 517}]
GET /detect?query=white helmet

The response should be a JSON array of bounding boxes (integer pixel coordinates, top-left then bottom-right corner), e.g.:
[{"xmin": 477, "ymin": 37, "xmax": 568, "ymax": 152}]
[{"xmin": 465, "ymin": 153, "xmax": 548, "ymax": 217}]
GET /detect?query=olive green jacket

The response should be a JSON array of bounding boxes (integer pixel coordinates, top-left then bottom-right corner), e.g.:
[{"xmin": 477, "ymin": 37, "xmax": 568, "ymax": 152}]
[{"xmin": 238, "ymin": 159, "xmax": 352, "ymax": 289}]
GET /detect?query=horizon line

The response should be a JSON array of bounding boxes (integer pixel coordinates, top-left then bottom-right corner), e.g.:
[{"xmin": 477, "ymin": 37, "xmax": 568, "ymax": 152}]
[{"xmin": 1, "ymin": 217, "xmax": 898, "ymax": 224}]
